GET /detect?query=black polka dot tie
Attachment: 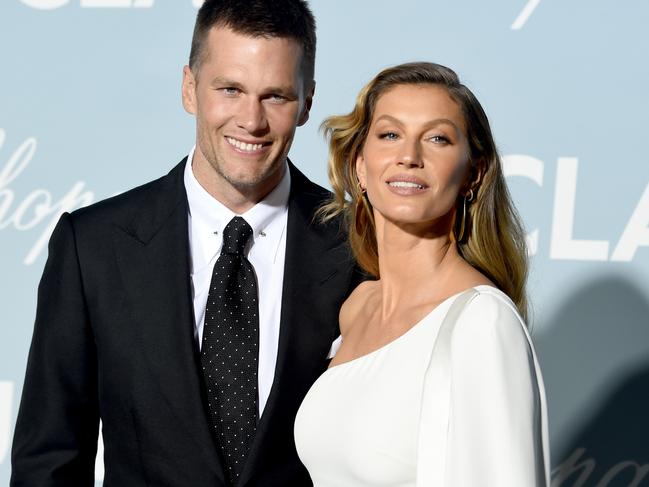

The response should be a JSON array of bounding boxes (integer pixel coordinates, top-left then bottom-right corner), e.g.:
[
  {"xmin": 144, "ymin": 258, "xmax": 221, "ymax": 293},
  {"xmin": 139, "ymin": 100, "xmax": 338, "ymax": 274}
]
[{"xmin": 201, "ymin": 216, "xmax": 259, "ymax": 484}]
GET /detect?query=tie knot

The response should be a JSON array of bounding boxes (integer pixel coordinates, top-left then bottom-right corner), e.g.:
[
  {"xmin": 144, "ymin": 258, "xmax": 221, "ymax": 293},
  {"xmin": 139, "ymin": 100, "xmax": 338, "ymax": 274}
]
[{"xmin": 221, "ymin": 216, "xmax": 253, "ymax": 255}]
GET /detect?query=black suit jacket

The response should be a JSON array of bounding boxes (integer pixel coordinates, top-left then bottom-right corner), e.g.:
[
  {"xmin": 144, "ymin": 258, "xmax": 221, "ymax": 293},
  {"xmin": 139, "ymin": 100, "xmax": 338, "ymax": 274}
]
[{"xmin": 11, "ymin": 159, "xmax": 360, "ymax": 487}]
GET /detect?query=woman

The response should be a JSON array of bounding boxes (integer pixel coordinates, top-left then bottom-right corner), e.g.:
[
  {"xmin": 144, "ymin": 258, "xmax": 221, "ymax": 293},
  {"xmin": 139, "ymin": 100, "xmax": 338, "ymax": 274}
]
[{"xmin": 294, "ymin": 62, "xmax": 550, "ymax": 486}]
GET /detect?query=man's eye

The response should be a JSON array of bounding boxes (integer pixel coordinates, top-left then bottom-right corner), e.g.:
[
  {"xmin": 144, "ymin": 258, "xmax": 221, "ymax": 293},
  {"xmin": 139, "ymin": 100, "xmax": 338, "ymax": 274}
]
[
  {"xmin": 379, "ymin": 132, "xmax": 399, "ymax": 140},
  {"xmin": 222, "ymin": 87, "xmax": 240, "ymax": 95},
  {"xmin": 268, "ymin": 94, "xmax": 287, "ymax": 103}
]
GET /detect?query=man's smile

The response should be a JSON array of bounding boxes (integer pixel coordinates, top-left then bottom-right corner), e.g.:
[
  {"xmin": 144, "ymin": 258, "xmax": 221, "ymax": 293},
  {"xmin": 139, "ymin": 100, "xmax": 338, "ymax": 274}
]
[{"xmin": 225, "ymin": 136, "xmax": 270, "ymax": 153}]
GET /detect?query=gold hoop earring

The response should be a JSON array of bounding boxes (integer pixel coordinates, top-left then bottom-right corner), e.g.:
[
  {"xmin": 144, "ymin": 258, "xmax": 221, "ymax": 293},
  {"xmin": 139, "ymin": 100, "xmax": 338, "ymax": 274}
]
[
  {"xmin": 355, "ymin": 180, "xmax": 374, "ymax": 231},
  {"xmin": 455, "ymin": 189, "xmax": 474, "ymax": 242}
]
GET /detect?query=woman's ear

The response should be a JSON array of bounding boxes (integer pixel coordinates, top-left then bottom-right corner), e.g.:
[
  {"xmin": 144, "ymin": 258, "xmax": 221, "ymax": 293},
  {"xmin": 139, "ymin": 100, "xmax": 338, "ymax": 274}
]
[
  {"xmin": 473, "ymin": 158, "xmax": 485, "ymax": 187},
  {"xmin": 356, "ymin": 153, "xmax": 367, "ymax": 190},
  {"xmin": 465, "ymin": 157, "xmax": 485, "ymax": 193}
]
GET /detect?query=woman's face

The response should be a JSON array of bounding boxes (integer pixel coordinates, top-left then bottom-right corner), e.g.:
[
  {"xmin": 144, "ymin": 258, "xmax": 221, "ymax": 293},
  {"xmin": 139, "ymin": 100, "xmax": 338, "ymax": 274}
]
[{"xmin": 356, "ymin": 83, "xmax": 472, "ymax": 232}]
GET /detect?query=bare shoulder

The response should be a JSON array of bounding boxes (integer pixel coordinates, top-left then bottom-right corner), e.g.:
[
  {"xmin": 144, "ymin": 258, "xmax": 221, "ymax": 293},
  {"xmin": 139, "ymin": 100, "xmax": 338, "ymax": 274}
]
[
  {"xmin": 438, "ymin": 257, "xmax": 495, "ymax": 305},
  {"xmin": 339, "ymin": 280, "xmax": 378, "ymax": 336},
  {"xmin": 453, "ymin": 257, "xmax": 494, "ymax": 289}
]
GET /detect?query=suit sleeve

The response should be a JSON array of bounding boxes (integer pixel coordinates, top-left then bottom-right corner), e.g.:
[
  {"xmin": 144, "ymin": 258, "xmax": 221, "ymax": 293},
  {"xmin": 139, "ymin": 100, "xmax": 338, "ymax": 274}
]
[
  {"xmin": 11, "ymin": 212, "xmax": 99, "ymax": 487},
  {"xmin": 443, "ymin": 292, "xmax": 548, "ymax": 486}
]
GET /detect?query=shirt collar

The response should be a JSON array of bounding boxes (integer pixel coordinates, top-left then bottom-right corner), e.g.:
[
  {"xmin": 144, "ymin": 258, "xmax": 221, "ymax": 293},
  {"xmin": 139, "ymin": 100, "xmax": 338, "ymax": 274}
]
[{"xmin": 184, "ymin": 146, "xmax": 291, "ymax": 248}]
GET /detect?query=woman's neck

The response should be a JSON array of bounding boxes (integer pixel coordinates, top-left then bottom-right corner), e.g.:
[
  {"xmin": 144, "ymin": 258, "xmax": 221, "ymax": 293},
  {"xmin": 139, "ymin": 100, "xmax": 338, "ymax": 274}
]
[{"xmin": 373, "ymin": 217, "xmax": 463, "ymax": 320}]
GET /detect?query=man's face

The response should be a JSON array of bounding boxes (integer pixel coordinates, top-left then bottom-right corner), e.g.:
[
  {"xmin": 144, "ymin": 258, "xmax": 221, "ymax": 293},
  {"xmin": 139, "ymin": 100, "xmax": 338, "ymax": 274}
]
[{"xmin": 182, "ymin": 26, "xmax": 313, "ymax": 211}]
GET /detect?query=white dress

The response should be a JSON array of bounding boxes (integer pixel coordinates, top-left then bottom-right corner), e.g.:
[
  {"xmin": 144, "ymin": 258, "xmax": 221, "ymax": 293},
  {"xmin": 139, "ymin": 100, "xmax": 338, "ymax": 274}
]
[{"xmin": 294, "ymin": 285, "xmax": 550, "ymax": 487}]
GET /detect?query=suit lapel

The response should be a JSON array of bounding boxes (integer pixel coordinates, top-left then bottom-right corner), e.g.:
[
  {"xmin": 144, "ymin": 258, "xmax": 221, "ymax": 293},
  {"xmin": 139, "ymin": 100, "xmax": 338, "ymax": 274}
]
[
  {"xmin": 238, "ymin": 163, "xmax": 354, "ymax": 486},
  {"xmin": 112, "ymin": 160, "xmax": 225, "ymax": 483}
]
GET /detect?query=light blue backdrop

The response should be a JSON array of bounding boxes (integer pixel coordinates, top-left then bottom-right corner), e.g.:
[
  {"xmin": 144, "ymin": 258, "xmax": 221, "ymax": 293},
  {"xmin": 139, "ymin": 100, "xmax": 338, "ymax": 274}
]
[{"xmin": 1, "ymin": 1, "xmax": 648, "ymax": 485}]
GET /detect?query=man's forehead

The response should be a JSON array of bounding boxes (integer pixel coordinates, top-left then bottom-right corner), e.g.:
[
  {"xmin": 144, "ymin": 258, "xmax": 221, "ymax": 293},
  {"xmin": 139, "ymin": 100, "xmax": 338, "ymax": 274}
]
[
  {"xmin": 198, "ymin": 26, "xmax": 307, "ymax": 89},
  {"xmin": 206, "ymin": 25, "xmax": 304, "ymax": 56}
]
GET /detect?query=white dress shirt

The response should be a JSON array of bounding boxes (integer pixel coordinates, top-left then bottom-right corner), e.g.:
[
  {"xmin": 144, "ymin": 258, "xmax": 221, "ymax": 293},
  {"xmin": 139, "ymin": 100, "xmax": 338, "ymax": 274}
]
[{"xmin": 184, "ymin": 147, "xmax": 290, "ymax": 417}]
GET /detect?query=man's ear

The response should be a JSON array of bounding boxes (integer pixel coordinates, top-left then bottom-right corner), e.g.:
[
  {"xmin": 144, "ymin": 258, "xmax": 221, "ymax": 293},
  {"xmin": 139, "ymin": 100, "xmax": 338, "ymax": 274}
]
[
  {"xmin": 297, "ymin": 80, "xmax": 315, "ymax": 127},
  {"xmin": 181, "ymin": 65, "xmax": 197, "ymax": 115}
]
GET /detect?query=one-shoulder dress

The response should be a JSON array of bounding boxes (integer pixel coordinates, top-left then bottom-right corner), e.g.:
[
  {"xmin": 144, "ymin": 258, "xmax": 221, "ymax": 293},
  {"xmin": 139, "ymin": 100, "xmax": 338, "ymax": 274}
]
[{"xmin": 294, "ymin": 285, "xmax": 550, "ymax": 487}]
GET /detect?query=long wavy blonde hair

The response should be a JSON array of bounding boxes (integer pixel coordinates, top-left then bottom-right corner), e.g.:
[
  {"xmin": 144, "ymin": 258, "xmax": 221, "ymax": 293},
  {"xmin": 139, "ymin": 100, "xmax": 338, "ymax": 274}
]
[{"xmin": 320, "ymin": 62, "xmax": 529, "ymax": 321}]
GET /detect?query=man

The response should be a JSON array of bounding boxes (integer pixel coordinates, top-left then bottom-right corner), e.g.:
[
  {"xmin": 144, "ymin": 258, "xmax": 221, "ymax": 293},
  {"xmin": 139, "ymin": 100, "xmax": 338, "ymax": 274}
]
[{"xmin": 11, "ymin": 1, "xmax": 358, "ymax": 485}]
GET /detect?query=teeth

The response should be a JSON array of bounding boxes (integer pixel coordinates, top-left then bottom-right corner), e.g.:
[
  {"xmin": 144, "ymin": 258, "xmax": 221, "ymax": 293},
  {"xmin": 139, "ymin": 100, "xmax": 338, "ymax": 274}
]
[
  {"xmin": 388, "ymin": 181, "xmax": 424, "ymax": 189},
  {"xmin": 226, "ymin": 137, "xmax": 264, "ymax": 152}
]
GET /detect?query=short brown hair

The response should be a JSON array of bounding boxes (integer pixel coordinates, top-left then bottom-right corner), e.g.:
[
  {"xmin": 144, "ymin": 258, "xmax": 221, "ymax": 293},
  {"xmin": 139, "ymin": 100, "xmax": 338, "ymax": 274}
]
[{"xmin": 189, "ymin": 0, "xmax": 316, "ymax": 84}]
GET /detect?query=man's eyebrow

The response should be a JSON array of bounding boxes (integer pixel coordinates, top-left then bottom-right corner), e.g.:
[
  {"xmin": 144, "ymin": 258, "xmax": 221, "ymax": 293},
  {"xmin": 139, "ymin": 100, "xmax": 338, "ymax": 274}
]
[
  {"xmin": 264, "ymin": 86, "xmax": 299, "ymax": 98},
  {"xmin": 209, "ymin": 77, "xmax": 244, "ymax": 89}
]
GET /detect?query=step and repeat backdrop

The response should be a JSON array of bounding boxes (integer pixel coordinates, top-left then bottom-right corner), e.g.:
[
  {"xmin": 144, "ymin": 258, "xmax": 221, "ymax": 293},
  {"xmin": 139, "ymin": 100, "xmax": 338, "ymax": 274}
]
[{"xmin": 2, "ymin": 1, "xmax": 648, "ymax": 485}]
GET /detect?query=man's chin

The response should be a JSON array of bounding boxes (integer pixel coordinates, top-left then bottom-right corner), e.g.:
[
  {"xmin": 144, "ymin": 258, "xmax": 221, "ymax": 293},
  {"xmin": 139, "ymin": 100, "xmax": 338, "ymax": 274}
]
[
  {"xmin": 225, "ymin": 165, "xmax": 285, "ymax": 191},
  {"xmin": 224, "ymin": 172, "xmax": 280, "ymax": 195}
]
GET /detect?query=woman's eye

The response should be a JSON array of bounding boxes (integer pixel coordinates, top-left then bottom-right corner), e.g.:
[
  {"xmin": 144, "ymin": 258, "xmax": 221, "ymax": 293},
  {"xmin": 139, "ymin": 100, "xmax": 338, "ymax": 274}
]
[
  {"xmin": 379, "ymin": 132, "xmax": 399, "ymax": 140},
  {"xmin": 429, "ymin": 135, "xmax": 449, "ymax": 144}
]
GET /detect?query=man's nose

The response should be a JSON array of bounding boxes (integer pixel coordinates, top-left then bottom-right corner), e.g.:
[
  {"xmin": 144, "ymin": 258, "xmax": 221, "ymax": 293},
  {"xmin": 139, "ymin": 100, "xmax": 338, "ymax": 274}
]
[{"xmin": 236, "ymin": 98, "xmax": 268, "ymax": 134}]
